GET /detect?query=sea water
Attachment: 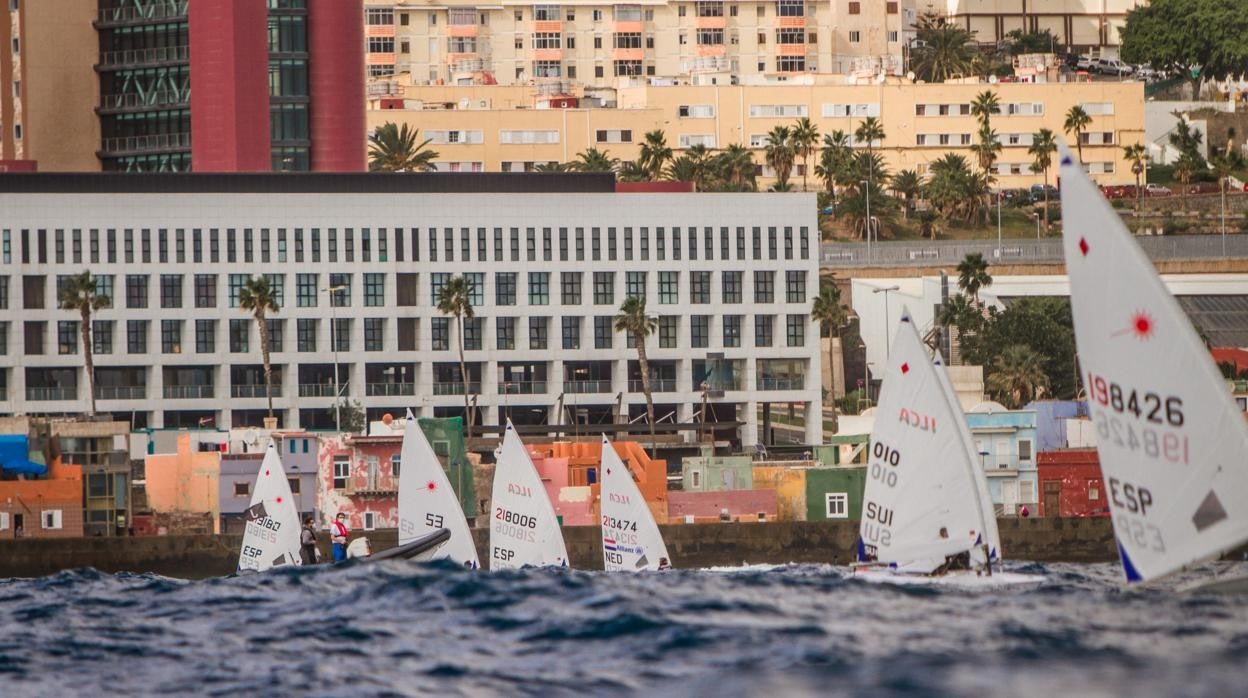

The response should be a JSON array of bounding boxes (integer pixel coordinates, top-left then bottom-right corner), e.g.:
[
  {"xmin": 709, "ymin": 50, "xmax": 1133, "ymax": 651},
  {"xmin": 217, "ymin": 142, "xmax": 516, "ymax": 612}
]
[{"xmin": 1, "ymin": 561, "xmax": 1245, "ymax": 697}]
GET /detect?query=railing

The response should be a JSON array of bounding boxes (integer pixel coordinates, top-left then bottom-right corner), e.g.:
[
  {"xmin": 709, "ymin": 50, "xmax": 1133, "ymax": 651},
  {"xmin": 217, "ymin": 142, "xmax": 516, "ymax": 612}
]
[
  {"xmin": 366, "ymin": 382, "xmax": 415, "ymax": 396},
  {"xmin": 99, "ymin": 90, "xmax": 189, "ymax": 110},
  {"xmin": 95, "ymin": 385, "xmax": 145, "ymax": 400},
  {"xmin": 498, "ymin": 381, "xmax": 547, "ymax": 395},
  {"xmin": 97, "ymin": 1, "xmax": 187, "ymax": 24},
  {"xmin": 97, "ymin": 45, "xmax": 190, "ymax": 68},
  {"xmin": 564, "ymin": 379, "xmax": 612, "ymax": 394},
  {"xmin": 163, "ymin": 385, "xmax": 213, "ymax": 399},
  {"xmin": 822, "ymin": 235, "xmax": 1248, "ymax": 268},
  {"xmin": 100, "ymin": 132, "xmax": 191, "ymax": 154},
  {"xmin": 432, "ymin": 381, "xmax": 482, "ymax": 396},
  {"xmin": 757, "ymin": 377, "xmax": 805, "ymax": 390},
  {"xmin": 298, "ymin": 383, "xmax": 341, "ymax": 398},
  {"xmin": 232, "ymin": 384, "xmax": 281, "ymax": 398},
  {"xmin": 627, "ymin": 378, "xmax": 677, "ymax": 393},
  {"xmin": 26, "ymin": 387, "xmax": 76, "ymax": 401},
  {"xmin": 0, "ymin": 387, "xmax": 6, "ymax": 401}
]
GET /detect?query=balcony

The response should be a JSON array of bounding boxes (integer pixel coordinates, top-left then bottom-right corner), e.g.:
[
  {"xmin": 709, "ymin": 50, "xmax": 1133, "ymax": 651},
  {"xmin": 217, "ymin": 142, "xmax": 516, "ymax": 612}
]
[
  {"xmin": 97, "ymin": 45, "xmax": 190, "ymax": 69},
  {"xmin": 98, "ymin": 90, "xmax": 189, "ymax": 113},
  {"xmin": 100, "ymin": 132, "xmax": 191, "ymax": 156},
  {"xmin": 366, "ymin": 382, "xmax": 415, "ymax": 397},
  {"xmin": 757, "ymin": 377, "xmax": 804, "ymax": 391},
  {"xmin": 298, "ymin": 383, "xmax": 340, "ymax": 398},
  {"xmin": 163, "ymin": 385, "xmax": 213, "ymax": 399},
  {"xmin": 96, "ymin": 386, "xmax": 146, "ymax": 400},
  {"xmin": 498, "ymin": 380, "xmax": 547, "ymax": 395},
  {"xmin": 565, "ymin": 379, "xmax": 612, "ymax": 394},
  {"xmin": 627, "ymin": 378, "xmax": 677, "ymax": 393},
  {"xmin": 26, "ymin": 387, "xmax": 76, "ymax": 401},
  {"xmin": 95, "ymin": 1, "xmax": 187, "ymax": 27},
  {"xmin": 232, "ymin": 384, "xmax": 281, "ymax": 399},
  {"xmin": 432, "ymin": 381, "xmax": 482, "ymax": 396}
]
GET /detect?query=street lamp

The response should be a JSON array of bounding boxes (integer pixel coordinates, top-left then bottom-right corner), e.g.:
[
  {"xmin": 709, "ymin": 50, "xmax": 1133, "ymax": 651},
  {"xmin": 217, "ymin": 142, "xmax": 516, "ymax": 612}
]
[
  {"xmin": 995, "ymin": 189, "xmax": 1003, "ymax": 258},
  {"xmin": 1221, "ymin": 176, "xmax": 1228, "ymax": 257},
  {"xmin": 861, "ymin": 179, "xmax": 872, "ymax": 263},
  {"xmin": 322, "ymin": 285, "xmax": 348, "ymax": 431},
  {"xmin": 1033, "ymin": 211, "xmax": 1041, "ymax": 239},
  {"xmin": 864, "ymin": 361, "xmax": 875, "ymax": 407},
  {"xmin": 872, "ymin": 284, "xmax": 901, "ymax": 358}
]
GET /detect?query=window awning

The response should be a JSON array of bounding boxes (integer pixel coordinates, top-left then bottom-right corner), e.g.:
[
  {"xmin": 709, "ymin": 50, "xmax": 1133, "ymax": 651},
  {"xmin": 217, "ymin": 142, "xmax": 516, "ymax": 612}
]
[{"xmin": 0, "ymin": 435, "xmax": 48, "ymax": 476}]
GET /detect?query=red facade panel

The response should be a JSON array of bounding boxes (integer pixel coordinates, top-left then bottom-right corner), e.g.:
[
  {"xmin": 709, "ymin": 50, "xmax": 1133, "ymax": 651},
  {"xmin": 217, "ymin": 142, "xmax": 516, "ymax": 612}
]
[
  {"xmin": 308, "ymin": 0, "xmax": 366, "ymax": 172},
  {"xmin": 1037, "ymin": 449, "xmax": 1107, "ymax": 518},
  {"xmin": 189, "ymin": 1, "xmax": 271, "ymax": 172}
]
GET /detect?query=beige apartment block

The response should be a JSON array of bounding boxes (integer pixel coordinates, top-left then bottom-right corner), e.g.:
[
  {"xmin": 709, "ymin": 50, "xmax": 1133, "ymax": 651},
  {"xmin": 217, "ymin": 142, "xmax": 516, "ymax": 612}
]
[
  {"xmin": 942, "ymin": 0, "xmax": 1148, "ymax": 52},
  {"xmin": 363, "ymin": 0, "xmax": 919, "ymax": 87},
  {"xmin": 366, "ymin": 77, "xmax": 1144, "ymax": 185},
  {"xmin": 1, "ymin": 0, "xmax": 99, "ymax": 170}
]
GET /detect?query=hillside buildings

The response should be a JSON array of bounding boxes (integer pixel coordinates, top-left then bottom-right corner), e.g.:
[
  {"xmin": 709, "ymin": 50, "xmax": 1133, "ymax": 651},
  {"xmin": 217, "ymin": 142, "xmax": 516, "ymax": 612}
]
[
  {"xmin": 0, "ymin": 172, "xmax": 822, "ymax": 449},
  {"xmin": 0, "ymin": 0, "xmax": 364, "ymax": 172},
  {"xmin": 942, "ymin": 0, "xmax": 1147, "ymax": 52}
]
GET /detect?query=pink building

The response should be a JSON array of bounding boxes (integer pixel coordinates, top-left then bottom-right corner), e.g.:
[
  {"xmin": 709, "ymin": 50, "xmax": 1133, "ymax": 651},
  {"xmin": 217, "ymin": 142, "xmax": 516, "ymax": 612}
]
[
  {"xmin": 315, "ymin": 434, "xmax": 401, "ymax": 532},
  {"xmin": 668, "ymin": 489, "xmax": 779, "ymax": 523}
]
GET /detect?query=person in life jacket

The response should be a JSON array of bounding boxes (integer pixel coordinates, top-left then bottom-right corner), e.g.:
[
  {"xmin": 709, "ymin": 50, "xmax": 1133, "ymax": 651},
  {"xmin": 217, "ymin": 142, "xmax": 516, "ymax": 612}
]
[{"xmin": 331, "ymin": 513, "xmax": 350, "ymax": 562}]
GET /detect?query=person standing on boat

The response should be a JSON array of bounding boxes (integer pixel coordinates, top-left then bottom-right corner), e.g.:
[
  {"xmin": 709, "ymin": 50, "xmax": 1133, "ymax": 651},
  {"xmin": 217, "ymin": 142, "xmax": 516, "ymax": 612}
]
[
  {"xmin": 300, "ymin": 518, "xmax": 319, "ymax": 565},
  {"xmin": 330, "ymin": 513, "xmax": 350, "ymax": 562}
]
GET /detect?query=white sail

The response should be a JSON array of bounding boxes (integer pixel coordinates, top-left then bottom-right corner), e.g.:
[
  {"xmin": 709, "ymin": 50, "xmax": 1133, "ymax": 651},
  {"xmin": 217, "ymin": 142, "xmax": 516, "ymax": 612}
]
[
  {"xmin": 489, "ymin": 421, "xmax": 570, "ymax": 570},
  {"xmin": 237, "ymin": 440, "xmax": 302, "ymax": 573},
  {"xmin": 1059, "ymin": 141, "xmax": 1248, "ymax": 583},
  {"xmin": 859, "ymin": 312, "xmax": 996, "ymax": 572},
  {"xmin": 599, "ymin": 435, "xmax": 670, "ymax": 572},
  {"xmin": 398, "ymin": 409, "xmax": 480, "ymax": 569}
]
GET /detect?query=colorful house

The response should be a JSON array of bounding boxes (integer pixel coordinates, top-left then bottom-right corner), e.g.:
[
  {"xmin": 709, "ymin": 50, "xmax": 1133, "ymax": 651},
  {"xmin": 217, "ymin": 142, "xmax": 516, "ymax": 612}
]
[
  {"xmin": 667, "ymin": 489, "xmax": 778, "ymax": 523},
  {"xmin": 526, "ymin": 440, "xmax": 667, "ymax": 527},
  {"xmin": 143, "ymin": 434, "xmax": 221, "ymax": 534},
  {"xmin": 218, "ymin": 432, "xmax": 318, "ymax": 534},
  {"xmin": 752, "ymin": 464, "xmax": 809, "ymax": 521},
  {"xmin": 965, "ymin": 401, "xmax": 1039, "ymax": 516},
  {"xmin": 0, "ymin": 435, "xmax": 83, "ymax": 539},
  {"xmin": 681, "ymin": 454, "xmax": 753, "ymax": 492},
  {"xmin": 1037, "ymin": 449, "xmax": 1107, "ymax": 518},
  {"xmin": 805, "ymin": 466, "xmax": 867, "ymax": 523}
]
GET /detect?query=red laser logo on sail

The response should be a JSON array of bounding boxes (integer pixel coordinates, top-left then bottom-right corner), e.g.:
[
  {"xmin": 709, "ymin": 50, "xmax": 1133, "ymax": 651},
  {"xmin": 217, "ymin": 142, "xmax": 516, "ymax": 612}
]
[
  {"xmin": 1111, "ymin": 311, "xmax": 1155, "ymax": 341},
  {"xmin": 426, "ymin": 481, "xmax": 438, "ymax": 492}
]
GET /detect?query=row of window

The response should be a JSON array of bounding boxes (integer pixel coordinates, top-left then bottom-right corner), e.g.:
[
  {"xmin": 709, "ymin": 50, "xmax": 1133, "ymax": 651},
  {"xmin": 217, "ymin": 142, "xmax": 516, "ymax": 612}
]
[
  {"xmin": 0, "ymin": 225, "xmax": 812, "ymax": 267},
  {"xmin": 8, "ymin": 312, "xmax": 808, "ymax": 356},
  {"xmin": 369, "ymin": 2, "xmax": 823, "ymax": 26}
]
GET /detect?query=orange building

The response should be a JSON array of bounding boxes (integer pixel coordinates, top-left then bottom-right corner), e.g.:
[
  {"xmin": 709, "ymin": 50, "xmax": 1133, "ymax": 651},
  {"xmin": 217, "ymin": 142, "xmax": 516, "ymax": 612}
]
[
  {"xmin": 143, "ymin": 434, "xmax": 222, "ymax": 534},
  {"xmin": 0, "ymin": 457, "xmax": 84, "ymax": 539},
  {"xmin": 528, "ymin": 440, "xmax": 667, "ymax": 527}
]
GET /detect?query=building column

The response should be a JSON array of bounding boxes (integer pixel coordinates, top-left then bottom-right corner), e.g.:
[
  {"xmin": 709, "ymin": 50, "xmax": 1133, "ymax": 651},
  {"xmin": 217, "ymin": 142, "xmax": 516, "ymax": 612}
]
[
  {"xmin": 804, "ymin": 400, "xmax": 823, "ymax": 446},
  {"xmin": 307, "ymin": 0, "xmax": 366, "ymax": 172},
  {"xmin": 743, "ymin": 402, "xmax": 759, "ymax": 452}
]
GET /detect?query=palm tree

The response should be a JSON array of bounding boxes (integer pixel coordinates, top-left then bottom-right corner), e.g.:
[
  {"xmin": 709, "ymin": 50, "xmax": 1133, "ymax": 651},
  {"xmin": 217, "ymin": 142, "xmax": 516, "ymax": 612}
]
[
  {"xmin": 639, "ymin": 130, "xmax": 672, "ymax": 181},
  {"xmin": 716, "ymin": 143, "xmax": 757, "ymax": 191},
  {"xmin": 811, "ymin": 281, "xmax": 848, "ymax": 404},
  {"xmin": 57, "ymin": 271, "xmax": 110, "ymax": 416},
  {"xmin": 854, "ymin": 116, "xmax": 886, "ymax": 158},
  {"xmin": 924, "ymin": 153, "xmax": 987, "ymax": 222},
  {"xmin": 1063, "ymin": 105, "xmax": 1092, "ymax": 162},
  {"xmin": 956, "ymin": 252, "xmax": 992, "ymax": 303},
  {"xmin": 567, "ymin": 147, "xmax": 617, "ymax": 173},
  {"xmin": 617, "ymin": 160, "xmax": 648, "ymax": 182},
  {"xmin": 764, "ymin": 125, "xmax": 795, "ymax": 188},
  {"xmin": 985, "ymin": 344, "xmax": 1049, "ymax": 409},
  {"xmin": 916, "ymin": 209, "xmax": 939, "ymax": 239},
  {"xmin": 970, "ymin": 122, "xmax": 1003, "ymax": 178},
  {"xmin": 910, "ymin": 12, "xmax": 979, "ymax": 82},
  {"xmin": 791, "ymin": 117, "xmax": 820, "ymax": 191},
  {"xmin": 768, "ymin": 180, "xmax": 795, "ymax": 192},
  {"xmin": 1174, "ymin": 153, "xmax": 1196, "ymax": 211},
  {"xmin": 1028, "ymin": 128, "xmax": 1058, "ymax": 229},
  {"xmin": 815, "ymin": 130, "xmax": 853, "ymax": 196},
  {"xmin": 237, "ymin": 276, "xmax": 280, "ymax": 420},
  {"xmin": 891, "ymin": 169, "xmax": 922, "ymax": 220},
  {"xmin": 614, "ymin": 296, "xmax": 658, "ymax": 455},
  {"xmin": 936, "ymin": 292, "xmax": 982, "ymax": 360},
  {"xmin": 368, "ymin": 122, "xmax": 439, "ymax": 172},
  {"xmin": 666, "ymin": 144, "xmax": 713, "ymax": 190},
  {"xmin": 970, "ymin": 90, "xmax": 1001, "ymax": 129},
  {"xmin": 1122, "ymin": 143, "xmax": 1148, "ymax": 213},
  {"xmin": 1168, "ymin": 117, "xmax": 1206, "ymax": 169},
  {"xmin": 533, "ymin": 162, "xmax": 567, "ymax": 172},
  {"xmin": 437, "ymin": 275, "xmax": 476, "ymax": 435}
]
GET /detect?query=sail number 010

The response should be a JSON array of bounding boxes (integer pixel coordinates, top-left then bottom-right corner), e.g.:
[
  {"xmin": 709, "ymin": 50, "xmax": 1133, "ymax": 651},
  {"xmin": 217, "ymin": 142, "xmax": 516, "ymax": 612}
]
[
  {"xmin": 870, "ymin": 442, "xmax": 901, "ymax": 488},
  {"xmin": 1086, "ymin": 372, "xmax": 1183, "ymax": 426}
]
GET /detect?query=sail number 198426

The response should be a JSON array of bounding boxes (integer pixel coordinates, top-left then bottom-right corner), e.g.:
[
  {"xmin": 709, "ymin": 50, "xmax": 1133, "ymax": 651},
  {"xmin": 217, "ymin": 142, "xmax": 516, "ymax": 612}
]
[{"xmin": 1087, "ymin": 372, "xmax": 1189, "ymax": 466}]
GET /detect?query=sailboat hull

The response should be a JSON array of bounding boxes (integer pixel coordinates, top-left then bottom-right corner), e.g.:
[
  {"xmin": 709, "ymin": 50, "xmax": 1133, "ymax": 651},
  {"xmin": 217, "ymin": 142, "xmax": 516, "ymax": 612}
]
[
  {"xmin": 852, "ymin": 567, "xmax": 1045, "ymax": 589},
  {"xmin": 1178, "ymin": 573, "xmax": 1248, "ymax": 595},
  {"xmin": 363, "ymin": 528, "xmax": 452, "ymax": 563}
]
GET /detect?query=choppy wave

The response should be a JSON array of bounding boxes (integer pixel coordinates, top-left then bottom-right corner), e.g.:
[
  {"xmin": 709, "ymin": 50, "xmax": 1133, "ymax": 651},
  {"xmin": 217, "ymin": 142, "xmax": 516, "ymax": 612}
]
[{"xmin": 1, "ymin": 560, "xmax": 1246, "ymax": 697}]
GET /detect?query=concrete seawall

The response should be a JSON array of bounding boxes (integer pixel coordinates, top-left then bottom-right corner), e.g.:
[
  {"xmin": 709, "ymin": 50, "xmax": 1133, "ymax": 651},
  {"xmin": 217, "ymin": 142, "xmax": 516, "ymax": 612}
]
[{"xmin": 0, "ymin": 518, "xmax": 1121, "ymax": 578}]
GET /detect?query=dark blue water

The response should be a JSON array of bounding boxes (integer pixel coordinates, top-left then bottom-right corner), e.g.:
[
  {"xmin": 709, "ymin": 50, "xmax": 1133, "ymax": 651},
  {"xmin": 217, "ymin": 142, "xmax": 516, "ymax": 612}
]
[{"xmin": 1, "ymin": 561, "xmax": 1245, "ymax": 697}]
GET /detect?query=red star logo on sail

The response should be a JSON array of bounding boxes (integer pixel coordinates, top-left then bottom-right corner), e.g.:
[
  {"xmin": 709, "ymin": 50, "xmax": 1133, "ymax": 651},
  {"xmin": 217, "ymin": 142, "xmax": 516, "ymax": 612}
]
[
  {"xmin": 275, "ymin": 496, "xmax": 283, "ymax": 504},
  {"xmin": 426, "ymin": 481, "xmax": 438, "ymax": 492}
]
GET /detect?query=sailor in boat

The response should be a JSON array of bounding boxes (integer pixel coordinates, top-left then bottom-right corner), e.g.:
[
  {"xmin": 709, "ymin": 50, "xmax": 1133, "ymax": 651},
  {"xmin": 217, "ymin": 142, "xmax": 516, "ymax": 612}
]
[
  {"xmin": 657, "ymin": 557, "xmax": 673, "ymax": 571},
  {"xmin": 300, "ymin": 517, "xmax": 320, "ymax": 565},
  {"xmin": 331, "ymin": 513, "xmax": 350, "ymax": 562}
]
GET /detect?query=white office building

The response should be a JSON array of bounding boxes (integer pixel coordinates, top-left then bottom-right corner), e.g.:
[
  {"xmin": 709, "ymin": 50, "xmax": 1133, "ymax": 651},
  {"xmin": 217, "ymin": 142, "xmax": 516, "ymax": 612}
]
[{"xmin": 0, "ymin": 173, "xmax": 821, "ymax": 448}]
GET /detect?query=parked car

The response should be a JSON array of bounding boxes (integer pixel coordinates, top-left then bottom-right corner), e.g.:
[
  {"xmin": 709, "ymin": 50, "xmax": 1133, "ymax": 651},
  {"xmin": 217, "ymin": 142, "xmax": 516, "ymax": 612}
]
[
  {"xmin": 1030, "ymin": 183, "xmax": 1059, "ymax": 201},
  {"xmin": 1094, "ymin": 58, "xmax": 1134, "ymax": 76},
  {"xmin": 1075, "ymin": 54, "xmax": 1096, "ymax": 71},
  {"xmin": 1144, "ymin": 183, "xmax": 1172, "ymax": 196}
]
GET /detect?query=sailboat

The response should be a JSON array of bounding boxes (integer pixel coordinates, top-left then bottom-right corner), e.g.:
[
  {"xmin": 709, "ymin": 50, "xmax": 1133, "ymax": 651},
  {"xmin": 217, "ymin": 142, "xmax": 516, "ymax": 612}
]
[
  {"xmin": 489, "ymin": 420, "xmax": 570, "ymax": 570},
  {"xmin": 397, "ymin": 409, "xmax": 480, "ymax": 568},
  {"xmin": 599, "ymin": 434, "xmax": 671, "ymax": 572},
  {"xmin": 854, "ymin": 311, "xmax": 1041, "ymax": 587},
  {"xmin": 1059, "ymin": 141, "xmax": 1248, "ymax": 590},
  {"xmin": 237, "ymin": 440, "xmax": 303, "ymax": 573}
]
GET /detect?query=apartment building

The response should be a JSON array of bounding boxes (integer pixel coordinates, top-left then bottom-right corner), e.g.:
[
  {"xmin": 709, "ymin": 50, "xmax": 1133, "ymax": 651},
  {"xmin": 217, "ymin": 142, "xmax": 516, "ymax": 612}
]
[
  {"xmin": 942, "ymin": 0, "xmax": 1148, "ymax": 52},
  {"xmin": 0, "ymin": 0, "xmax": 364, "ymax": 172},
  {"xmin": 0, "ymin": 172, "xmax": 822, "ymax": 449},
  {"xmin": 363, "ymin": 0, "xmax": 918, "ymax": 86},
  {"xmin": 366, "ymin": 78, "xmax": 1145, "ymax": 185}
]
